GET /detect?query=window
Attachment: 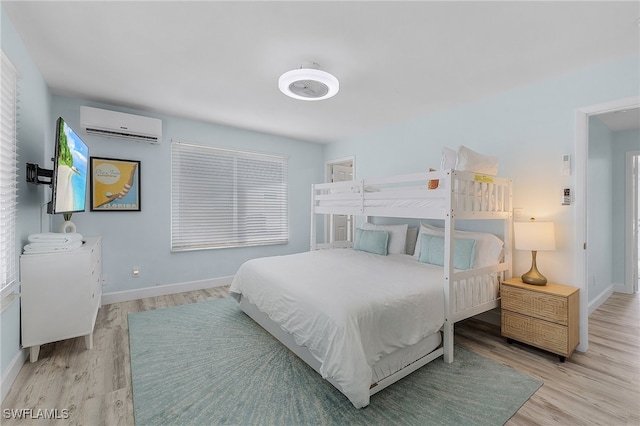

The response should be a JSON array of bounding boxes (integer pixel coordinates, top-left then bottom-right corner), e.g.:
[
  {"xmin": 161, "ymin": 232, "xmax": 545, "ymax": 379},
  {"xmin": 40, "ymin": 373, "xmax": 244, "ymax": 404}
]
[
  {"xmin": 171, "ymin": 141, "xmax": 288, "ymax": 251},
  {"xmin": 0, "ymin": 51, "xmax": 18, "ymax": 297}
]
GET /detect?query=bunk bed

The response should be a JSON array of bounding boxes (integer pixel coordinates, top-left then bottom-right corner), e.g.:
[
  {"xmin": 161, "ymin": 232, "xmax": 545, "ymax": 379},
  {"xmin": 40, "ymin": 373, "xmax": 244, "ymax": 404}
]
[{"xmin": 230, "ymin": 168, "xmax": 513, "ymax": 408}]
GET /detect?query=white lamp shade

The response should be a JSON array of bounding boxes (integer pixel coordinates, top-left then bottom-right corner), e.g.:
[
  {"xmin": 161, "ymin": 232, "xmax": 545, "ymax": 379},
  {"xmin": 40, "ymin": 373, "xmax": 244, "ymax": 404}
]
[{"xmin": 514, "ymin": 221, "xmax": 556, "ymax": 251}]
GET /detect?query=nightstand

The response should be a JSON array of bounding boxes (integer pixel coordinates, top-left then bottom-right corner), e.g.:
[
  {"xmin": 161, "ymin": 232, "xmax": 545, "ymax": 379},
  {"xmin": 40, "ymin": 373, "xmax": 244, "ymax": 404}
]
[{"xmin": 501, "ymin": 277, "xmax": 579, "ymax": 362}]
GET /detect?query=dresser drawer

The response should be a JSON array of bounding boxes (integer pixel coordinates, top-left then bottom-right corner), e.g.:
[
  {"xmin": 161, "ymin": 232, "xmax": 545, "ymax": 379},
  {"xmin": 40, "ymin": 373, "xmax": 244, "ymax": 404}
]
[
  {"xmin": 502, "ymin": 310, "xmax": 569, "ymax": 355},
  {"xmin": 501, "ymin": 284, "xmax": 568, "ymax": 326}
]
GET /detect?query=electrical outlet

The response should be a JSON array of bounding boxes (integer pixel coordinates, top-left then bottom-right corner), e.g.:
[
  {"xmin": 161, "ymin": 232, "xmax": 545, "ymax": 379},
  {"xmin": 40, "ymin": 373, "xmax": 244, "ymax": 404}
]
[{"xmin": 513, "ymin": 208, "xmax": 523, "ymax": 219}]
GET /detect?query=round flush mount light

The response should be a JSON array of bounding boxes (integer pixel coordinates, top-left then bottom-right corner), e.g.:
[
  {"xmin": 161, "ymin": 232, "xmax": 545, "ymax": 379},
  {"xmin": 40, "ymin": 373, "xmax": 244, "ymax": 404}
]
[{"xmin": 278, "ymin": 63, "xmax": 339, "ymax": 101}]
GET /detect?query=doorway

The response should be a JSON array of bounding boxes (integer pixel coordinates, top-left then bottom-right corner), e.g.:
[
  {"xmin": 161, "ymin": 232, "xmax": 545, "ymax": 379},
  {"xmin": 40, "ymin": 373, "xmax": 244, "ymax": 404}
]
[
  {"xmin": 325, "ymin": 156, "xmax": 355, "ymax": 244},
  {"xmin": 576, "ymin": 96, "xmax": 640, "ymax": 352}
]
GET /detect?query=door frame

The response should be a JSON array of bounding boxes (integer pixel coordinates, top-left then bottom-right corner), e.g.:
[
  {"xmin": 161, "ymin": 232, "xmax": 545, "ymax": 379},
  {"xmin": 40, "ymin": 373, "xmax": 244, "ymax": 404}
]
[
  {"xmin": 624, "ymin": 150, "xmax": 639, "ymax": 294},
  {"xmin": 575, "ymin": 96, "xmax": 639, "ymax": 352},
  {"xmin": 325, "ymin": 155, "xmax": 356, "ymax": 183},
  {"xmin": 324, "ymin": 155, "xmax": 356, "ymax": 244}
]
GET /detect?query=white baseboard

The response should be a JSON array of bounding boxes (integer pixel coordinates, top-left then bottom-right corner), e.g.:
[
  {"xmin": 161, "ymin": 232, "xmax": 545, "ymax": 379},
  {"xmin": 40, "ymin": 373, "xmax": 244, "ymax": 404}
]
[
  {"xmin": 588, "ymin": 285, "xmax": 614, "ymax": 315},
  {"xmin": 101, "ymin": 276, "xmax": 233, "ymax": 305},
  {"xmin": 1, "ymin": 347, "xmax": 27, "ymax": 404}
]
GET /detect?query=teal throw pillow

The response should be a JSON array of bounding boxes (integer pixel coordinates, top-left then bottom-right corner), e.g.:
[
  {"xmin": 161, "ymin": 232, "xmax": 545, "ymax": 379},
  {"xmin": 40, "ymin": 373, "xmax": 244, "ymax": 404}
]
[
  {"xmin": 353, "ymin": 228, "xmax": 389, "ymax": 256},
  {"xmin": 418, "ymin": 234, "xmax": 476, "ymax": 270}
]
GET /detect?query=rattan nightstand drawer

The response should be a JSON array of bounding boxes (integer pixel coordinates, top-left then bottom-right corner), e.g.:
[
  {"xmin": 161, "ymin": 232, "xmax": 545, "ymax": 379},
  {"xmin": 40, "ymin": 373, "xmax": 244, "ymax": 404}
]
[
  {"xmin": 502, "ymin": 310, "xmax": 569, "ymax": 355},
  {"xmin": 501, "ymin": 285, "xmax": 568, "ymax": 325}
]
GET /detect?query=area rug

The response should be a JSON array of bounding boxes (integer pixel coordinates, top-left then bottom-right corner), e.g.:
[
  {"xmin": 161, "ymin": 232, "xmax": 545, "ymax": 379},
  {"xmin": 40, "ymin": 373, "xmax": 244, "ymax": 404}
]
[{"xmin": 128, "ymin": 297, "xmax": 542, "ymax": 426}]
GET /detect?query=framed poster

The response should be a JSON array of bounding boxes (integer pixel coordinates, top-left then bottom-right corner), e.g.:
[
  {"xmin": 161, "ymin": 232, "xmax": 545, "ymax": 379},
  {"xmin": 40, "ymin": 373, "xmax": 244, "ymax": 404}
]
[{"xmin": 90, "ymin": 157, "xmax": 141, "ymax": 211}]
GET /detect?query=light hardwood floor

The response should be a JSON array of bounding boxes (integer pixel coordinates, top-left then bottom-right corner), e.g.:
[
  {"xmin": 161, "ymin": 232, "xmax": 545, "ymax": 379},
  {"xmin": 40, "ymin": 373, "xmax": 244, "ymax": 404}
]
[{"xmin": 2, "ymin": 288, "xmax": 638, "ymax": 425}]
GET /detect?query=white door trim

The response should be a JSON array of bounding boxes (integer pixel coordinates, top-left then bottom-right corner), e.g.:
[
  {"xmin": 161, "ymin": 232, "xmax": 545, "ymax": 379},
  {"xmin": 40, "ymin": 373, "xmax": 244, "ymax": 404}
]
[
  {"xmin": 625, "ymin": 150, "xmax": 639, "ymax": 294},
  {"xmin": 575, "ymin": 96, "xmax": 640, "ymax": 352},
  {"xmin": 325, "ymin": 155, "xmax": 356, "ymax": 183}
]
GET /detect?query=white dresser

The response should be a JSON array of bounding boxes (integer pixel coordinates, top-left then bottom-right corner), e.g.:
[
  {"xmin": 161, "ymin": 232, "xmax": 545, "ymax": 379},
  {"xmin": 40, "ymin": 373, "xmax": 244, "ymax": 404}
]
[{"xmin": 20, "ymin": 236, "xmax": 102, "ymax": 362}]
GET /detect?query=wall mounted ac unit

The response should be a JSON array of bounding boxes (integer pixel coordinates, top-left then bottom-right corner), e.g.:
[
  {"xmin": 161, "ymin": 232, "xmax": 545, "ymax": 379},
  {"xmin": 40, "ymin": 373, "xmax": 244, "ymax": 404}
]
[{"xmin": 80, "ymin": 106, "xmax": 162, "ymax": 143}]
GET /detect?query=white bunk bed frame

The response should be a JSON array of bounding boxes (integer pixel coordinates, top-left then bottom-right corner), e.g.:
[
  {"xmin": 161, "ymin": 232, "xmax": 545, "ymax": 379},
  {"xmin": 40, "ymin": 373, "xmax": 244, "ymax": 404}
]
[
  {"xmin": 239, "ymin": 169, "xmax": 512, "ymax": 404},
  {"xmin": 310, "ymin": 169, "xmax": 512, "ymax": 386}
]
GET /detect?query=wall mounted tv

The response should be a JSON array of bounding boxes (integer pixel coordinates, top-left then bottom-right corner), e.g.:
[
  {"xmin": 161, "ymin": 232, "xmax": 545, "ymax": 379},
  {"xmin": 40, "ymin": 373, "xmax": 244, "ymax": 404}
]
[{"xmin": 25, "ymin": 117, "xmax": 89, "ymax": 214}]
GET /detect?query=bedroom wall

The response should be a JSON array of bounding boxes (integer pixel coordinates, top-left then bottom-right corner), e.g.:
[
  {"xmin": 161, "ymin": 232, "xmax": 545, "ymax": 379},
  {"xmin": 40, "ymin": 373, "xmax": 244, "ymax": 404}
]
[
  {"xmin": 1, "ymin": 6, "xmax": 53, "ymax": 399},
  {"xmin": 51, "ymin": 96, "xmax": 324, "ymax": 295},
  {"xmin": 612, "ymin": 129, "xmax": 640, "ymax": 287},
  {"xmin": 323, "ymin": 54, "xmax": 639, "ymax": 293},
  {"xmin": 587, "ymin": 118, "xmax": 613, "ymax": 303}
]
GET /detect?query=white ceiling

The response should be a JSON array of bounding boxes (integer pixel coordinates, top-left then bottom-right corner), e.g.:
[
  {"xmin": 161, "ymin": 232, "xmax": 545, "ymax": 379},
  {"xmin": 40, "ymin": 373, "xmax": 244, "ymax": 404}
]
[
  {"xmin": 3, "ymin": 1, "xmax": 639, "ymax": 144},
  {"xmin": 595, "ymin": 108, "xmax": 640, "ymax": 132}
]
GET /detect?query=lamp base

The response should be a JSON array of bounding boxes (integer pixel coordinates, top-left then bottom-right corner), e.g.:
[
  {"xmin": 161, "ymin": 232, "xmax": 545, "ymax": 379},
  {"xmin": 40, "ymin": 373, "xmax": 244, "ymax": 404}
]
[
  {"xmin": 521, "ymin": 272, "xmax": 548, "ymax": 286},
  {"xmin": 521, "ymin": 250, "xmax": 547, "ymax": 286}
]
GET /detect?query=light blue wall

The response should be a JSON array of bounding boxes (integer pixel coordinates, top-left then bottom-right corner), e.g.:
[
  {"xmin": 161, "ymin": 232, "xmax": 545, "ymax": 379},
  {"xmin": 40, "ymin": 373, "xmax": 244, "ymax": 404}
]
[
  {"xmin": 587, "ymin": 118, "xmax": 613, "ymax": 299},
  {"xmin": 324, "ymin": 54, "xmax": 640, "ymax": 291},
  {"xmin": 51, "ymin": 97, "xmax": 324, "ymax": 293},
  {"xmin": 612, "ymin": 129, "xmax": 640, "ymax": 285},
  {"xmin": 1, "ymin": 6, "xmax": 52, "ymax": 384}
]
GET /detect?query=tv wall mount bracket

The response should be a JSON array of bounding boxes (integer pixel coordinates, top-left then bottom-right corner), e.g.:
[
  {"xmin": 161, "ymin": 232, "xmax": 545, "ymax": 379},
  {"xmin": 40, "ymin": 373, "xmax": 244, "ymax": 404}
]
[{"xmin": 26, "ymin": 162, "xmax": 53, "ymax": 186}]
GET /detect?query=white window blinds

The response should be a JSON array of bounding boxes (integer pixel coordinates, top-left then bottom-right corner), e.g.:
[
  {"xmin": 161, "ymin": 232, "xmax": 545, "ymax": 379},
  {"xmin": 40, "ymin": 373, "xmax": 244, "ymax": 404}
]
[
  {"xmin": 171, "ymin": 141, "xmax": 288, "ymax": 251},
  {"xmin": 0, "ymin": 51, "xmax": 18, "ymax": 297}
]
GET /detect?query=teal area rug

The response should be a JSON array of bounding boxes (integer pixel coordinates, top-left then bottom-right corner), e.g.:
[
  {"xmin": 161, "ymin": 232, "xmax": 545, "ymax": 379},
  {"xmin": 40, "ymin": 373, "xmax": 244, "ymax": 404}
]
[{"xmin": 128, "ymin": 297, "xmax": 542, "ymax": 426}]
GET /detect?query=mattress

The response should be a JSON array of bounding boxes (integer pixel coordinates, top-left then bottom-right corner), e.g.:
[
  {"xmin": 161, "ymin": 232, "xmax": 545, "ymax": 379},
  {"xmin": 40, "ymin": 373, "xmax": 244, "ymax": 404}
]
[{"xmin": 229, "ymin": 249, "xmax": 446, "ymax": 408}]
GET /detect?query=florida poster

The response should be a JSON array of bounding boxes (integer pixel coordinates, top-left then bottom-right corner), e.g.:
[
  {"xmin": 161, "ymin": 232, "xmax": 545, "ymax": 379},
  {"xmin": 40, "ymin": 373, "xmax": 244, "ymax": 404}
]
[{"xmin": 90, "ymin": 157, "xmax": 141, "ymax": 211}]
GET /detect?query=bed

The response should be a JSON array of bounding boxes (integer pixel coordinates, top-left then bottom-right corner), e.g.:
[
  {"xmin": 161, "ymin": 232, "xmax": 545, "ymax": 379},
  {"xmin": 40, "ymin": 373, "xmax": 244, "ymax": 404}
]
[{"xmin": 230, "ymin": 166, "xmax": 512, "ymax": 408}]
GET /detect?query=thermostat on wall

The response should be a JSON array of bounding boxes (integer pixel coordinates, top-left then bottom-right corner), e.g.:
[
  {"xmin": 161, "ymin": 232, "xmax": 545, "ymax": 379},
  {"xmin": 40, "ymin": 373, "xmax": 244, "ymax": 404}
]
[{"xmin": 562, "ymin": 188, "xmax": 571, "ymax": 205}]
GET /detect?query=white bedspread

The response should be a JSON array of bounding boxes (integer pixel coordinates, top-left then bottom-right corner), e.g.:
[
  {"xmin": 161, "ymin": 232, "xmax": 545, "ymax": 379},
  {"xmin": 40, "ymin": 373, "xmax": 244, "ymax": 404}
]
[{"xmin": 229, "ymin": 249, "xmax": 445, "ymax": 408}]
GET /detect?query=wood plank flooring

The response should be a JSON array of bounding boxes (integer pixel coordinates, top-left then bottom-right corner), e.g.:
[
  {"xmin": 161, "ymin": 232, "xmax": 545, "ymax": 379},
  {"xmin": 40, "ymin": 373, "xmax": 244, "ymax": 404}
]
[{"xmin": 2, "ymin": 288, "xmax": 638, "ymax": 425}]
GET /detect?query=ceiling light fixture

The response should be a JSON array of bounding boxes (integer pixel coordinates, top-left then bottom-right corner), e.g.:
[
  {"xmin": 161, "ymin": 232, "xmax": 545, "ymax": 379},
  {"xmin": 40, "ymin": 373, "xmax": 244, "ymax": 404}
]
[{"xmin": 278, "ymin": 62, "xmax": 339, "ymax": 101}]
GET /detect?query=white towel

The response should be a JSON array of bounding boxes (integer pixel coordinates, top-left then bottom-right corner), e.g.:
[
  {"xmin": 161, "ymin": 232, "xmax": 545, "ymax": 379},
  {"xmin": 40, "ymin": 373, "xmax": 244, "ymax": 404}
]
[
  {"xmin": 27, "ymin": 232, "xmax": 83, "ymax": 244},
  {"xmin": 23, "ymin": 240, "xmax": 83, "ymax": 254}
]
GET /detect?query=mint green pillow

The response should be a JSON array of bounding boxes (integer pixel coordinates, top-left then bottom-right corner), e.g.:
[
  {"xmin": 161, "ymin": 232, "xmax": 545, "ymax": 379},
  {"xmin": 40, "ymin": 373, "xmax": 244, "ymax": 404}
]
[
  {"xmin": 418, "ymin": 234, "xmax": 476, "ymax": 270},
  {"xmin": 354, "ymin": 228, "xmax": 389, "ymax": 255}
]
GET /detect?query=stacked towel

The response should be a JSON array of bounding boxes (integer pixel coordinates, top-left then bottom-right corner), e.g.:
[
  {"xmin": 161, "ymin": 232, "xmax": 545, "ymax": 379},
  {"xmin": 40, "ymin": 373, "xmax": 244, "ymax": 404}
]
[{"xmin": 23, "ymin": 232, "xmax": 84, "ymax": 254}]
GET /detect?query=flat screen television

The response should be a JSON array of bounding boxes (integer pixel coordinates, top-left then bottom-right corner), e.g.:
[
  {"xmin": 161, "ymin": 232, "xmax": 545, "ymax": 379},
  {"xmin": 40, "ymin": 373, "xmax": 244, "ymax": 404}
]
[{"xmin": 47, "ymin": 117, "xmax": 89, "ymax": 214}]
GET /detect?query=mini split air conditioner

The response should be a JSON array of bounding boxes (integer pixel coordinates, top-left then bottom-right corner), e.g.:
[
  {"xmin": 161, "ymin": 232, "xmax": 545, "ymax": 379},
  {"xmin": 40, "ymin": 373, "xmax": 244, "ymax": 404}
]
[{"xmin": 80, "ymin": 106, "xmax": 162, "ymax": 143}]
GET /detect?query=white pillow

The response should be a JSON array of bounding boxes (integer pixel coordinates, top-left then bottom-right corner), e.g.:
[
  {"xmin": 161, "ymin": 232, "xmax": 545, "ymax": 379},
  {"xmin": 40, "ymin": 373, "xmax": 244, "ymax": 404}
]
[
  {"xmin": 441, "ymin": 146, "xmax": 458, "ymax": 170},
  {"xmin": 456, "ymin": 145, "xmax": 499, "ymax": 175},
  {"xmin": 360, "ymin": 223, "xmax": 408, "ymax": 255},
  {"xmin": 413, "ymin": 223, "xmax": 503, "ymax": 268}
]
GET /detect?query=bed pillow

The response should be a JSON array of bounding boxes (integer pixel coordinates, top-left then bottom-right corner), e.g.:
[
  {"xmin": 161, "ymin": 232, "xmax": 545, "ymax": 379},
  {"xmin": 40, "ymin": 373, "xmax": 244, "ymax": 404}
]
[
  {"xmin": 417, "ymin": 234, "xmax": 476, "ymax": 270},
  {"xmin": 405, "ymin": 227, "xmax": 419, "ymax": 255},
  {"xmin": 360, "ymin": 223, "xmax": 408, "ymax": 255},
  {"xmin": 441, "ymin": 146, "xmax": 458, "ymax": 170},
  {"xmin": 414, "ymin": 223, "xmax": 503, "ymax": 268},
  {"xmin": 456, "ymin": 145, "xmax": 499, "ymax": 176},
  {"xmin": 353, "ymin": 228, "xmax": 389, "ymax": 255}
]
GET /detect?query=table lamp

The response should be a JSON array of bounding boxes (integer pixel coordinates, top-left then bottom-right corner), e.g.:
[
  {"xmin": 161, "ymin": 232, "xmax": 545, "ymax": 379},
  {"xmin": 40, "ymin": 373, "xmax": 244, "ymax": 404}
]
[{"xmin": 514, "ymin": 218, "xmax": 556, "ymax": 286}]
